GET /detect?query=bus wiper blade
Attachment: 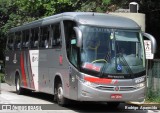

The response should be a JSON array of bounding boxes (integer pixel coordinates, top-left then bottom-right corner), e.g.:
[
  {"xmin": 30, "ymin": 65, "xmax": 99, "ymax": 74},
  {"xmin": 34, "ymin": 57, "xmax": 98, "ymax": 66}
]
[{"xmin": 118, "ymin": 53, "xmax": 133, "ymax": 75}]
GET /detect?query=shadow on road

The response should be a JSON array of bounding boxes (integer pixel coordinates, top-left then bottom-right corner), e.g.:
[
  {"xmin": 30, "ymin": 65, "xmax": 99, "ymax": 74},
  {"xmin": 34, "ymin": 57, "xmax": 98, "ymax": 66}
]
[
  {"xmin": 65, "ymin": 102, "xmax": 148, "ymax": 113},
  {"xmin": 10, "ymin": 90, "xmax": 55, "ymax": 103},
  {"xmin": 9, "ymin": 90, "xmax": 148, "ymax": 113}
]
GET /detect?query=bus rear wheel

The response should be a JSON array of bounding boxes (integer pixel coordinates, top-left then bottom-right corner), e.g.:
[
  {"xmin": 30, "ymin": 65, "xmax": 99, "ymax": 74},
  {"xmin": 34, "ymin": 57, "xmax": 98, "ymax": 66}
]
[
  {"xmin": 15, "ymin": 76, "xmax": 24, "ymax": 95},
  {"xmin": 55, "ymin": 82, "xmax": 68, "ymax": 106}
]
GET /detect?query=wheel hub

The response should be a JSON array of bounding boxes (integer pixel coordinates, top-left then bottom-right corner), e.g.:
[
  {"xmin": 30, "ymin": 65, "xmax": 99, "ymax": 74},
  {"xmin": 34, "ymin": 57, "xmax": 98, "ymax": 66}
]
[
  {"xmin": 16, "ymin": 79, "xmax": 20, "ymax": 91},
  {"xmin": 58, "ymin": 87, "xmax": 63, "ymax": 100}
]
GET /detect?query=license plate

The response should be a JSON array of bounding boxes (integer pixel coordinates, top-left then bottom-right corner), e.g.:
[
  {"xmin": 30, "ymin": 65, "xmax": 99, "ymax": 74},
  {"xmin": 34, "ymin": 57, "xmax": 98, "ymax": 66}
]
[{"xmin": 111, "ymin": 94, "xmax": 122, "ymax": 99}]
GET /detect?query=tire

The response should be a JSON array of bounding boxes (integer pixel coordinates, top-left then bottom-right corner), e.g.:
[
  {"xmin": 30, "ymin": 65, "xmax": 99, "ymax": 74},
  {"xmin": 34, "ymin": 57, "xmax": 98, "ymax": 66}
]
[
  {"xmin": 15, "ymin": 76, "xmax": 24, "ymax": 95},
  {"xmin": 55, "ymin": 82, "xmax": 68, "ymax": 106}
]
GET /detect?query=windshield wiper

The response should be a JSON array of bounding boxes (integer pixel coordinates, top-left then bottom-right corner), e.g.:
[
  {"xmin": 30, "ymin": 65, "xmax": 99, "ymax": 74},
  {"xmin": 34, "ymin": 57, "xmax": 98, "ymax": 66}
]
[{"xmin": 118, "ymin": 53, "xmax": 133, "ymax": 75}]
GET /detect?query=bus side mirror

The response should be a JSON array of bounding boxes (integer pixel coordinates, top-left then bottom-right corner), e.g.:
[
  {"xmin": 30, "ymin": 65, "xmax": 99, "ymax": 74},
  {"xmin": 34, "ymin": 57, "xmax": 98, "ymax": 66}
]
[
  {"xmin": 142, "ymin": 32, "xmax": 157, "ymax": 54},
  {"xmin": 73, "ymin": 27, "xmax": 82, "ymax": 47}
]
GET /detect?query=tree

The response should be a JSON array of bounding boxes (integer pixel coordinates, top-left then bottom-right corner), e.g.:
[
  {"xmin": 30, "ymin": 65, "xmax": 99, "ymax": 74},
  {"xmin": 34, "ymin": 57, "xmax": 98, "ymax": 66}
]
[
  {"xmin": 1, "ymin": 0, "xmax": 160, "ymax": 60},
  {"xmin": 140, "ymin": 0, "xmax": 160, "ymax": 58},
  {"xmin": 0, "ymin": 0, "xmax": 18, "ymax": 61},
  {"xmin": 75, "ymin": 0, "xmax": 111, "ymax": 12}
]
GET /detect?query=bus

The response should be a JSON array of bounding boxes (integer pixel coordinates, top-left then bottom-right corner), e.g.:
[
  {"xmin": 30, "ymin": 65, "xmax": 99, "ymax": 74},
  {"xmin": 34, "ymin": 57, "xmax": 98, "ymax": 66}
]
[{"xmin": 5, "ymin": 12, "xmax": 156, "ymax": 106}]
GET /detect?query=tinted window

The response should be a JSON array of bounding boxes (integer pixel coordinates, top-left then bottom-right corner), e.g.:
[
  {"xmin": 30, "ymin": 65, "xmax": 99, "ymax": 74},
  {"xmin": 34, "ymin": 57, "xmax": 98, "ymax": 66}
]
[
  {"xmin": 51, "ymin": 23, "xmax": 62, "ymax": 48},
  {"xmin": 6, "ymin": 33, "xmax": 14, "ymax": 50},
  {"xmin": 30, "ymin": 28, "xmax": 39, "ymax": 49},
  {"xmin": 22, "ymin": 30, "xmax": 30, "ymax": 49},
  {"xmin": 39, "ymin": 26, "xmax": 49, "ymax": 48},
  {"xmin": 63, "ymin": 20, "xmax": 77, "ymax": 67},
  {"xmin": 15, "ymin": 32, "xmax": 22, "ymax": 50}
]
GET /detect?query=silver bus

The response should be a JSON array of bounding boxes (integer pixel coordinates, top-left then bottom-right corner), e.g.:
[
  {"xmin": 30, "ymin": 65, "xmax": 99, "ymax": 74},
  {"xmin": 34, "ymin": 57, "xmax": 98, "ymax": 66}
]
[{"xmin": 5, "ymin": 12, "xmax": 156, "ymax": 106}]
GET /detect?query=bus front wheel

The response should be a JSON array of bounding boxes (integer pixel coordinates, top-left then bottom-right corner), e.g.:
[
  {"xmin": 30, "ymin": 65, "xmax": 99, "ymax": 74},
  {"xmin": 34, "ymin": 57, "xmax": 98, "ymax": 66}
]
[{"xmin": 55, "ymin": 82, "xmax": 68, "ymax": 106}]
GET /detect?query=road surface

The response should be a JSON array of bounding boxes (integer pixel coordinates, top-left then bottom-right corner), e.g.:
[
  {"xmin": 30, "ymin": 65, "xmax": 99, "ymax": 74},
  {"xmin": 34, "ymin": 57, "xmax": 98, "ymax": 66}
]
[{"xmin": 0, "ymin": 83, "xmax": 159, "ymax": 113}]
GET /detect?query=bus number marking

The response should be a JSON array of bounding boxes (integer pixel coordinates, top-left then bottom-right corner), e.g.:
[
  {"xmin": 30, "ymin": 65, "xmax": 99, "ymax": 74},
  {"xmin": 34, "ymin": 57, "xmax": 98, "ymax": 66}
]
[{"xmin": 135, "ymin": 77, "xmax": 145, "ymax": 83}]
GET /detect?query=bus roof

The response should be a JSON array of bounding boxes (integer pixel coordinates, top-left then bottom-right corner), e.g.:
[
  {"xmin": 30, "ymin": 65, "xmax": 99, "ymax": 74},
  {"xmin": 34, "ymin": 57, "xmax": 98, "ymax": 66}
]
[{"xmin": 9, "ymin": 12, "xmax": 140, "ymax": 32}]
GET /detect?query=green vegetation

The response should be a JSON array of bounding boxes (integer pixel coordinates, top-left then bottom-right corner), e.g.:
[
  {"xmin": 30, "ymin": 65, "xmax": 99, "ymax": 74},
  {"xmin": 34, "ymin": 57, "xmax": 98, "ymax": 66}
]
[
  {"xmin": 146, "ymin": 88, "xmax": 160, "ymax": 103},
  {"xmin": 146, "ymin": 96, "xmax": 160, "ymax": 103},
  {"xmin": 0, "ymin": 73, "xmax": 5, "ymax": 83},
  {"xmin": 0, "ymin": 61, "xmax": 4, "ymax": 83}
]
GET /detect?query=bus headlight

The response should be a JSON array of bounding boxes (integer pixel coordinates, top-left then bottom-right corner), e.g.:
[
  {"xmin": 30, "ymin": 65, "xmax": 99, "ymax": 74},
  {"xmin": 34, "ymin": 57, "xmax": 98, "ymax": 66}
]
[
  {"xmin": 136, "ymin": 82, "xmax": 145, "ymax": 88},
  {"xmin": 84, "ymin": 81, "xmax": 98, "ymax": 87},
  {"xmin": 78, "ymin": 75, "xmax": 99, "ymax": 87}
]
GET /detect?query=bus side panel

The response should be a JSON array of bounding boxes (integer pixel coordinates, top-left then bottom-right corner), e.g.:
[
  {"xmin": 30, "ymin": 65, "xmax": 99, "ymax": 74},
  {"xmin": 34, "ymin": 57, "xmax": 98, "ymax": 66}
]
[
  {"xmin": 60, "ymin": 50, "xmax": 78, "ymax": 100},
  {"xmin": 38, "ymin": 49, "xmax": 72, "ymax": 98},
  {"xmin": 5, "ymin": 49, "xmax": 37, "ymax": 90},
  {"xmin": 38, "ymin": 66, "xmax": 49, "ymax": 93},
  {"xmin": 38, "ymin": 49, "xmax": 57, "ymax": 93},
  {"xmin": 7, "ymin": 50, "xmax": 38, "ymax": 91},
  {"xmin": 55, "ymin": 49, "xmax": 78, "ymax": 100},
  {"xmin": 68, "ymin": 65, "xmax": 78, "ymax": 100},
  {"xmin": 38, "ymin": 49, "xmax": 52, "ymax": 93},
  {"xmin": 5, "ymin": 51, "xmax": 17, "ymax": 85},
  {"xmin": 48, "ymin": 68, "xmax": 70, "ymax": 96},
  {"xmin": 28, "ymin": 50, "xmax": 39, "ymax": 90},
  {"xmin": 37, "ymin": 49, "xmax": 69, "ymax": 94}
]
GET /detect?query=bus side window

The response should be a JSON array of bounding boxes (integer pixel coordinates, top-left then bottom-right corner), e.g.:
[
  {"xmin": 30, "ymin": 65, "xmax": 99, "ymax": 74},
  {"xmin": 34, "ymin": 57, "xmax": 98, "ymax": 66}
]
[
  {"xmin": 39, "ymin": 26, "xmax": 49, "ymax": 49},
  {"xmin": 30, "ymin": 28, "xmax": 39, "ymax": 49},
  {"xmin": 63, "ymin": 20, "xmax": 77, "ymax": 67},
  {"xmin": 52, "ymin": 23, "xmax": 62, "ymax": 48},
  {"xmin": 22, "ymin": 30, "xmax": 30, "ymax": 49},
  {"xmin": 26, "ymin": 30, "xmax": 30, "ymax": 48},
  {"xmin": 6, "ymin": 33, "xmax": 14, "ymax": 50},
  {"xmin": 15, "ymin": 32, "xmax": 22, "ymax": 50},
  {"xmin": 22, "ymin": 31, "xmax": 25, "ymax": 49}
]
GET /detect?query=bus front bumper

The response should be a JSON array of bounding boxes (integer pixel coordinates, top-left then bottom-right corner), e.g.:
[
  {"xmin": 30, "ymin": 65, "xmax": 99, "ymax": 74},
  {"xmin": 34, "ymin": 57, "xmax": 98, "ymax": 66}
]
[{"xmin": 78, "ymin": 81, "xmax": 145, "ymax": 102}]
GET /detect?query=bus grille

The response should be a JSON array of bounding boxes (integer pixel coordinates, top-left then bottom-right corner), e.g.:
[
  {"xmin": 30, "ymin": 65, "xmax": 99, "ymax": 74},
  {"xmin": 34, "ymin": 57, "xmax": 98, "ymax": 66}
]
[{"xmin": 96, "ymin": 86, "xmax": 137, "ymax": 91}]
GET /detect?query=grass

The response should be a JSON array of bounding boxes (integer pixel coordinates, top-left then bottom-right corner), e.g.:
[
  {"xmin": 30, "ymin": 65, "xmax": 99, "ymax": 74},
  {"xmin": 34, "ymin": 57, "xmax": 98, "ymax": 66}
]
[
  {"xmin": 0, "ymin": 73, "xmax": 5, "ymax": 83},
  {"xmin": 146, "ymin": 89, "xmax": 160, "ymax": 103},
  {"xmin": 146, "ymin": 96, "xmax": 160, "ymax": 104},
  {"xmin": 146, "ymin": 99, "xmax": 160, "ymax": 103}
]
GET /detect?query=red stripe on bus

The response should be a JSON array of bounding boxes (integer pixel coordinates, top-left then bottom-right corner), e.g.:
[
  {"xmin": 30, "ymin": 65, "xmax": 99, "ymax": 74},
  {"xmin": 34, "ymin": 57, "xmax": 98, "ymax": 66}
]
[
  {"xmin": 84, "ymin": 76, "xmax": 112, "ymax": 84},
  {"xmin": 20, "ymin": 52, "xmax": 27, "ymax": 87},
  {"xmin": 28, "ymin": 52, "xmax": 35, "ymax": 89}
]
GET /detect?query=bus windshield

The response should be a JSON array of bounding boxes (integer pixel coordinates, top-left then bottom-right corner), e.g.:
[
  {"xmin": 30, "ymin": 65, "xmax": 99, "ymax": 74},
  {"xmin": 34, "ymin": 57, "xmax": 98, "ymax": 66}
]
[{"xmin": 79, "ymin": 25, "xmax": 145, "ymax": 77}]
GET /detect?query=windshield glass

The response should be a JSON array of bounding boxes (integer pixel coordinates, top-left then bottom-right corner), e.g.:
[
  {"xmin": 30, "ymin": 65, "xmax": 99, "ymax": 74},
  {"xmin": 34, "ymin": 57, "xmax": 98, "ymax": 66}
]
[{"xmin": 79, "ymin": 25, "xmax": 145, "ymax": 77}]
